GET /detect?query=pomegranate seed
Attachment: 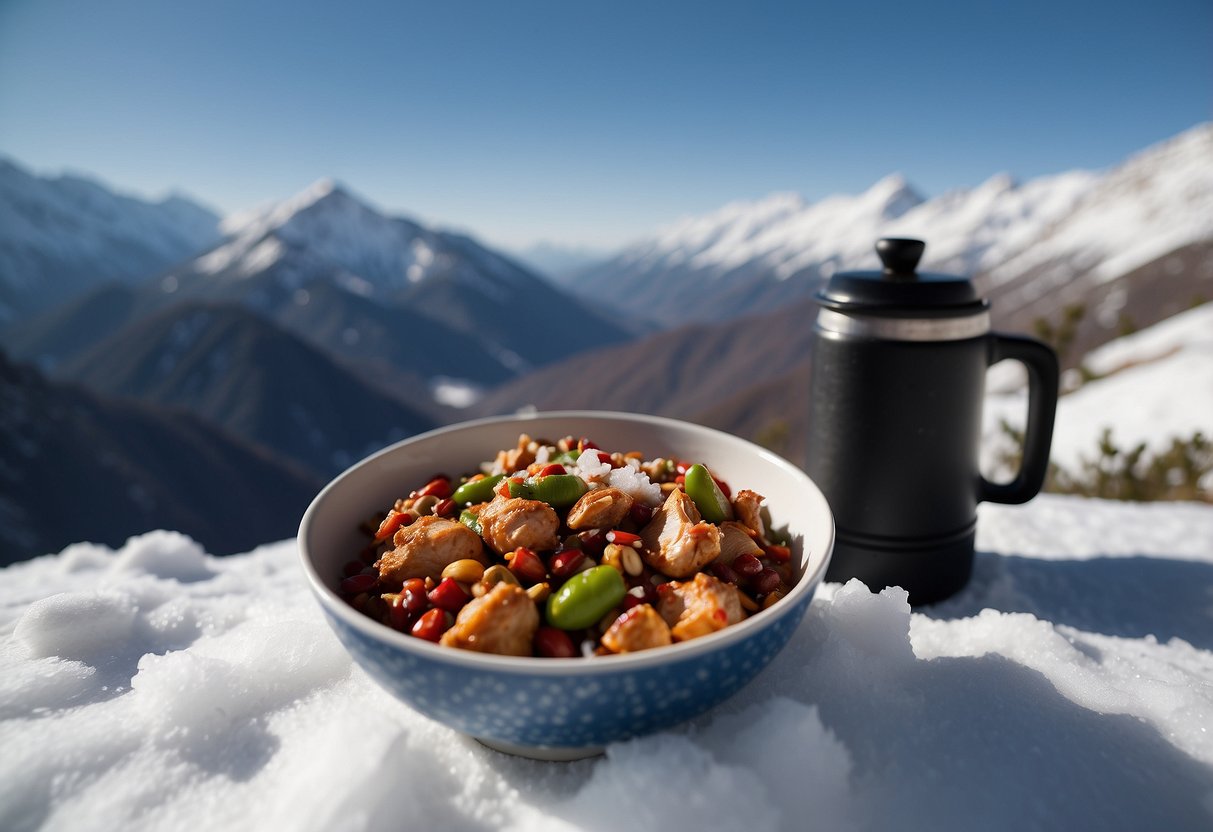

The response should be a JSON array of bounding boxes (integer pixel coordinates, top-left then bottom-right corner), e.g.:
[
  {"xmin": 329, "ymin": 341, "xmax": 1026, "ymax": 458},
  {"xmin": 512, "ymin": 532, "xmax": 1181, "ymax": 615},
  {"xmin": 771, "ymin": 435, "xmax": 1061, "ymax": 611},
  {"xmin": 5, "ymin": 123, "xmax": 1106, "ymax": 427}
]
[
  {"xmin": 606, "ymin": 530, "xmax": 642, "ymax": 547},
  {"xmin": 629, "ymin": 503, "xmax": 654, "ymax": 526},
  {"xmin": 578, "ymin": 438, "xmax": 599, "ymax": 452},
  {"xmin": 733, "ymin": 552, "xmax": 763, "ymax": 578},
  {"xmin": 434, "ymin": 498, "xmax": 456, "ymax": 517},
  {"xmin": 710, "ymin": 561, "xmax": 740, "ymax": 583},
  {"xmin": 549, "ymin": 549, "xmax": 586, "ymax": 578},
  {"xmin": 428, "ymin": 577, "xmax": 471, "ymax": 612},
  {"xmin": 400, "ymin": 578, "xmax": 429, "ymax": 614},
  {"xmin": 538, "ymin": 463, "xmax": 566, "ymax": 477},
  {"xmin": 675, "ymin": 474, "xmax": 686, "ymax": 485},
  {"xmin": 342, "ymin": 559, "xmax": 366, "ymax": 578},
  {"xmin": 374, "ymin": 511, "xmax": 413, "ymax": 542},
  {"xmin": 763, "ymin": 543, "xmax": 792, "ymax": 563},
  {"xmin": 417, "ymin": 477, "xmax": 452, "ymax": 499},
  {"xmin": 675, "ymin": 460, "xmax": 692, "ymax": 475},
  {"xmin": 578, "ymin": 531, "xmax": 607, "ymax": 556},
  {"xmin": 752, "ymin": 568, "xmax": 781, "ymax": 595},
  {"xmin": 340, "ymin": 573, "xmax": 378, "ymax": 594},
  {"xmin": 534, "ymin": 626, "xmax": 577, "ymax": 658},
  {"xmin": 411, "ymin": 608, "xmax": 451, "ymax": 642},
  {"xmin": 508, "ymin": 547, "xmax": 548, "ymax": 584}
]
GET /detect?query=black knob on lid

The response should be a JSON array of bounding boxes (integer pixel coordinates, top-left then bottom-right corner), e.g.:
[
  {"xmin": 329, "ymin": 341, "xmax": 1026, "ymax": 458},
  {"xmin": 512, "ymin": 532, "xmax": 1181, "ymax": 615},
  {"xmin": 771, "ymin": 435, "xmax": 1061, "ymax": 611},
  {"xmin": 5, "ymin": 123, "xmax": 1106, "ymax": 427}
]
[
  {"xmin": 815, "ymin": 236, "xmax": 987, "ymax": 316},
  {"xmin": 876, "ymin": 238, "xmax": 925, "ymax": 276}
]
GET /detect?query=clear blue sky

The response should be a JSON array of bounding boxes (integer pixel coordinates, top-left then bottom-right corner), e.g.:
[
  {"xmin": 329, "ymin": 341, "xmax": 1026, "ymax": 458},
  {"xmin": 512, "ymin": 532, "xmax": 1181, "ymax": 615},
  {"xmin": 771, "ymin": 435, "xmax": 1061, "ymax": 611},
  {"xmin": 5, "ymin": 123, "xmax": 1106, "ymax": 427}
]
[{"xmin": 1, "ymin": 0, "xmax": 1209, "ymax": 251}]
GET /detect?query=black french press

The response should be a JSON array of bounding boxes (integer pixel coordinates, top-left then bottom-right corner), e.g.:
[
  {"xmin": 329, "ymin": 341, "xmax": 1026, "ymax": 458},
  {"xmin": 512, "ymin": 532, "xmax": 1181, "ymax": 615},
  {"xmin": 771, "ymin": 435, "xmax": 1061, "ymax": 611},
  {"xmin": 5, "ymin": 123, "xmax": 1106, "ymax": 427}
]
[{"xmin": 807, "ymin": 238, "xmax": 1059, "ymax": 605}]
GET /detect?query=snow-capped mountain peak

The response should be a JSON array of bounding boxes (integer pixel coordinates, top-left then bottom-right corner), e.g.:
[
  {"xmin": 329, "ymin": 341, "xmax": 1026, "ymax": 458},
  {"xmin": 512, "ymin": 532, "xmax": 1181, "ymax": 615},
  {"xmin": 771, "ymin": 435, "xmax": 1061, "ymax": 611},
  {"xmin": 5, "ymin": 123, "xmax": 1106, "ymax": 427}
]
[{"xmin": 198, "ymin": 179, "xmax": 436, "ymax": 288}]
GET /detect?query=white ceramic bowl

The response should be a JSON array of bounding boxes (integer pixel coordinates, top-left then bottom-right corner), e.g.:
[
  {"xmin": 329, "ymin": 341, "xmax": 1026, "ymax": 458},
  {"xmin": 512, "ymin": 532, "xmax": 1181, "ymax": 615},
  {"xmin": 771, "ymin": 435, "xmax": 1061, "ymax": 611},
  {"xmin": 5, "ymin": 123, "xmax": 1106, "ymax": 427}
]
[{"xmin": 298, "ymin": 411, "xmax": 834, "ymax": 760}]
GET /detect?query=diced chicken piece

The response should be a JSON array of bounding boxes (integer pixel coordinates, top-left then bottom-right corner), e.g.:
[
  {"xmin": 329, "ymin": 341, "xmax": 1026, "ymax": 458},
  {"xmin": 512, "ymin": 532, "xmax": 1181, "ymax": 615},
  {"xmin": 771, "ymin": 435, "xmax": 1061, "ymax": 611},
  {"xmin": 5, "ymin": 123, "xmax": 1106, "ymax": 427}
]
[
  {"xmin": 493, "ymin": 433, "xmax": 537, "ymax": 474},
  {"xmin": 477, "ymin": 496, "xmax": 560, "ymax": 555},
  {"xmin": 601, "ymin": 604, "xmax": 672, "ymax": 653},
  {"xmin": 639, "ymin": 488, "xmax": 721, "ymax": 578},
  {"xmin": 732, "ymin": 489, "xmax": 766, "ymax": 538},
  {"xmin": 657, "ymin": 572, "xmax": 744, "ymax": 642},
  {"xmin": 440, "ymin": 582, "xmax": 538, "ymax": 656},
  {"xmin": 718, "ymin": 520, "xmax": 764, "ymax": 565},
  {"xmin": 566, "ymin": 486, "xmax": 635, "ymax": 530},
  {"xmin": 377, "ymin": 516, "xmax": 486, "ymax": 585}
]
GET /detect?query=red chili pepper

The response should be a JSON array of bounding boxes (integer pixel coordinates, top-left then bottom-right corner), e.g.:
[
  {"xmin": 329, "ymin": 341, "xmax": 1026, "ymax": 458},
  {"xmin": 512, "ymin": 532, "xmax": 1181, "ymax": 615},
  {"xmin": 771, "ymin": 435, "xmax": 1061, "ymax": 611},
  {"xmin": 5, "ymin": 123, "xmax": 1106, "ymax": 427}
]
[
  {"xmin": 411, "ymin": 608, "xmax": 452, "ymax": 642},
  {"xmin": 606, "ymin": 530, "xmax": 642, "ymax": 547},
  {"xmin": 538, "ymin": 463, "xmax": 566, "ymax": 477},
  {"xmin": 417, "ymin": 477, "xmax": 453, "ymax": 499},
  {"xmin": 549, "ymin": 549, "xmax": 587, "ymax": 578},
  {"xmin": 507, "ymin": 547, "xmax": 548, "ymax": 584},
  {"xmin": 427, "ymin": 578, "xmax": 471, "ymax": 612},
  {"xmin": 374, "ymin": 511, "xmax": 412, "ymax": 542}
]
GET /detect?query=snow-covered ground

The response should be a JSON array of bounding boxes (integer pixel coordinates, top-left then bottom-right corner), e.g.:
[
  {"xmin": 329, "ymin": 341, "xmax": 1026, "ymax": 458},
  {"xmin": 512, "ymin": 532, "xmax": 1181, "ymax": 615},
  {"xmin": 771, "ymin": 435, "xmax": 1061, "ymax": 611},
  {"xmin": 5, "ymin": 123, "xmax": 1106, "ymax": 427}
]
[
  {"xmin": 2, "ymin": 494, "xmax": 1211, "ymax": 831},
  {"xmin": 983, "ymin": 302, "xmax": 1213, "ymax": 489}
]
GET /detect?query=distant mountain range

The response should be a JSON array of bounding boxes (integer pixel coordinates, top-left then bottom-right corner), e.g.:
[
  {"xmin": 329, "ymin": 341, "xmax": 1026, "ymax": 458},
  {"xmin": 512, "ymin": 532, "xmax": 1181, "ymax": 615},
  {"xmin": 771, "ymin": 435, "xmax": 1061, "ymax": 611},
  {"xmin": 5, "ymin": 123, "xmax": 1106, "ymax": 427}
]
[
  {"xmin": 564, "ymin": 123, "xmax": 1213, "ymax": 330},
  {"xmin": 0, "ymin": 351, "xmax": 321, "ymax": 566},
  {"xmin": 0, "ymin": 158, "xmax": 221, "ymax": 322}
]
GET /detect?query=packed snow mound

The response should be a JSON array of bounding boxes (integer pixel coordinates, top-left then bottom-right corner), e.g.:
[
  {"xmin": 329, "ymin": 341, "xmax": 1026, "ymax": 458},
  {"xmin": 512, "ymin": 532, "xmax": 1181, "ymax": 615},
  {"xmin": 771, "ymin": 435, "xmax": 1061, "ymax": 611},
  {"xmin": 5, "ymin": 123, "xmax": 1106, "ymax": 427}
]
[{"xmin": 3, "ymin": 495, "xmax": 1213, "ymax": 831}]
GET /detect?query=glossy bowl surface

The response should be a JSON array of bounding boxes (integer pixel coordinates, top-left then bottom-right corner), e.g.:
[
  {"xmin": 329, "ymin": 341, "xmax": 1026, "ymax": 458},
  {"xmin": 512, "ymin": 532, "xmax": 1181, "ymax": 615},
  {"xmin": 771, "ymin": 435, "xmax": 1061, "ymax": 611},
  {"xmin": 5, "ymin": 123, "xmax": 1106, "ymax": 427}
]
[{"xmin": 298, "ymin": 412, "xmax": 834, "ymax": 759}]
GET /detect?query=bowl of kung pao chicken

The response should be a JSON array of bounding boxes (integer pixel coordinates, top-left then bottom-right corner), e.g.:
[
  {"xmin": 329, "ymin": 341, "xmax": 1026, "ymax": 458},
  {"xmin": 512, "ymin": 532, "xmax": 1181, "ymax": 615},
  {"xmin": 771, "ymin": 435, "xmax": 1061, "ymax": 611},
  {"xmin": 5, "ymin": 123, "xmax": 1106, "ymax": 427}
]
[{"xmin": 299, "ymin": 412, "xmax": 834, "ymax": 759}]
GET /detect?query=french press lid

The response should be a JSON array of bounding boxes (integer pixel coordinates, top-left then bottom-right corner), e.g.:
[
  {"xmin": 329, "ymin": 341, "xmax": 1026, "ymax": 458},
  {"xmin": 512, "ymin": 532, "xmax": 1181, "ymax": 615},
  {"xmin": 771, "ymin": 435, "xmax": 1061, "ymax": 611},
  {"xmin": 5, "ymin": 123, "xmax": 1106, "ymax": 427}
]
[{"xmin": 816, "ymin": 238, "xmax": 988, "ymax": 319}]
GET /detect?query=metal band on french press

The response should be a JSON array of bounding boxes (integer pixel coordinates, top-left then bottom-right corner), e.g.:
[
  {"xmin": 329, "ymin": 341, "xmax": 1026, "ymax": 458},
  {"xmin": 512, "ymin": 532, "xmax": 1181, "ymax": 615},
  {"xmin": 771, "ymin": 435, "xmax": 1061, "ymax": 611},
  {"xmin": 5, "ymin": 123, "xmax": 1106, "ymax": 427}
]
[{"xmin": 815, "ymin": 308, "xmax": 991, "ymax": 342}]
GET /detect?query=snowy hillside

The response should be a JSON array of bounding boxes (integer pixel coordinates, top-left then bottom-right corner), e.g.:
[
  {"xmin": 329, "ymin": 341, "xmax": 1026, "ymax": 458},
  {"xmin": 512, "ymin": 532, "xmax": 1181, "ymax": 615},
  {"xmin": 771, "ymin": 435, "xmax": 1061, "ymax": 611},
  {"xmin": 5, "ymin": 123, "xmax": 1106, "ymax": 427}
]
[
  {"xmin": 572, "ymin": 123, "xmax": 1212, "ymax": 326},
  {"xmin": 984, "ymin": 302, "xmax": 1213, "ymax": 490},
  {"xmin": 0, "ymin": 159, "xmax": 221, "ymax": 321},
  {"xmin": 3, "ymin": 495, "xmax": 1212, "ymax": 830},
  {"xmin": 986, "ymin": 124, "xmax": 1213, "ymax": 292}
]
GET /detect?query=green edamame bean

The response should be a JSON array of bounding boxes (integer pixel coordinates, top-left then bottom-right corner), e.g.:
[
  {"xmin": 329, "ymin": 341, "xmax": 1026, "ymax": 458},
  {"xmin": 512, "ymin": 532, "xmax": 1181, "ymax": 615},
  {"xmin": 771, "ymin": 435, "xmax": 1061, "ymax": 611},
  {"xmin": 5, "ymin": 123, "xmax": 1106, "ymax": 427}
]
[
  {"xmin": 452, "ymin": 474, "xmax": 505, "ymax": 505},
  {"xmin": 546, "ymin": 565, "xmax": 626, "ymax": 630},
  {"xmin": 508, "ymin": 474, "xmax": 587, "ymax": 509},
  {"xmin": 528, "ymin": 474, "xmax": 587, "ymax": 508},
  {"xmin": 684, "ymin": 463, "xmax": 733, "ymax": 523}
]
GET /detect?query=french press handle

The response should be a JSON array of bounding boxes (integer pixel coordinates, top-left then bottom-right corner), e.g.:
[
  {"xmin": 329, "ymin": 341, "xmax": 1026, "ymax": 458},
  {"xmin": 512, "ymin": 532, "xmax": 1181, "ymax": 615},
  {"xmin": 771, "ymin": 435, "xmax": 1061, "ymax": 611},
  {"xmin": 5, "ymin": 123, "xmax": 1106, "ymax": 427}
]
[{"xmin": 980, "ymin": 334, "xmax": 1060, "ymax": 504}]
